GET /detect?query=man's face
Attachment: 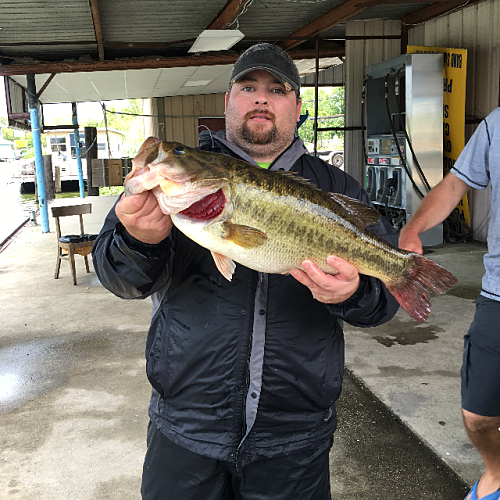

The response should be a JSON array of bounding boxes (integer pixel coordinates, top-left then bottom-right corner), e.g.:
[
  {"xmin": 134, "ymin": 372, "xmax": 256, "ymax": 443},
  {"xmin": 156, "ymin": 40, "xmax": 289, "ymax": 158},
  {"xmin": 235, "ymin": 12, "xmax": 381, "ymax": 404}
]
[{"xmin": 225, "ymin": 70, "xmax": 301, "ymax": 161}]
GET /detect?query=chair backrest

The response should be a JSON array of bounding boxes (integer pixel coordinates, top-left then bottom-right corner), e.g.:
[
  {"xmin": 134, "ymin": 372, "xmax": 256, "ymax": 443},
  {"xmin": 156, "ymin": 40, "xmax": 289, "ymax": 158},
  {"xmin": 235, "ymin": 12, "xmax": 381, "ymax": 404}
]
[{"xmin": 51, "ymin": 203, "xmax": 92, "ymax": 240}]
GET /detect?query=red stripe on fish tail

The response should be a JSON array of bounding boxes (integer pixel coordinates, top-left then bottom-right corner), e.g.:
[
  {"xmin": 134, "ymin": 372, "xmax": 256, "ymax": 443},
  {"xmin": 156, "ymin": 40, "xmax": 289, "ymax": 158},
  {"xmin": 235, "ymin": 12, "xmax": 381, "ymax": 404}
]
[{"xmin": 388, "ymin": 255, "xmax": 458, "ymax": 322}]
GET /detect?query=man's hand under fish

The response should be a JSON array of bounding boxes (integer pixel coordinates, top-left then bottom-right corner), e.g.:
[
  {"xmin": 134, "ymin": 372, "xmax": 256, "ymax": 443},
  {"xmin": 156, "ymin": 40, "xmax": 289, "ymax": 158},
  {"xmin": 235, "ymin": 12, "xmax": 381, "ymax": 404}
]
[
  {"xmin": 117, "ymin": 191, "xmax": 360, "ymax": 305},
  {"xmin": 290, "ymin": 258, "xmax": 360, "ymax": 304}
]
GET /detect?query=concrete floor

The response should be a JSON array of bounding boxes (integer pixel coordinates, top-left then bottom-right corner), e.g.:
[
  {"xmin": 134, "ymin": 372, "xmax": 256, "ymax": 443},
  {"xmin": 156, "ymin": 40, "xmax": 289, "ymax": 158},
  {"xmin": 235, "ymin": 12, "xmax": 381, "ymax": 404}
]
[{"xmin": 0, "ymin": 194, "xmax": 483, "ymax": 499}]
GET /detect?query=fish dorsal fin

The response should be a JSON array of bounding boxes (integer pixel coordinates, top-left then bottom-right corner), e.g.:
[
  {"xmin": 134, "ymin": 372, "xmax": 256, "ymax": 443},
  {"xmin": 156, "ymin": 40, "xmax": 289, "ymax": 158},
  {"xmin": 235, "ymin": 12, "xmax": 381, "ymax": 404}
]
[
  {"xmin": 329, "ymin": 193, "xmax": 380, "ymax": 227},
  {"xmin": 211, "ymin": 252, "xmax": 236, "ymax": 281},
  {"xmin": 223, "ymin": 223, "xmax": 268, "ymax": 249},
  {"xmin": 274, "ymin": 170, "xmax": 321, "ymax": 190}
]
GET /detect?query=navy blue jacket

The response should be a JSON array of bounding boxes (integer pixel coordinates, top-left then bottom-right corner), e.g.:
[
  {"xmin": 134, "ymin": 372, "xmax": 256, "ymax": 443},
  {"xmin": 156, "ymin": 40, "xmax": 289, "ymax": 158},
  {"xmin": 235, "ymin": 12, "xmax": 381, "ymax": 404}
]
[{"xmin": 92, "ymin": 133, "xmax": 399, "ymax": 468}]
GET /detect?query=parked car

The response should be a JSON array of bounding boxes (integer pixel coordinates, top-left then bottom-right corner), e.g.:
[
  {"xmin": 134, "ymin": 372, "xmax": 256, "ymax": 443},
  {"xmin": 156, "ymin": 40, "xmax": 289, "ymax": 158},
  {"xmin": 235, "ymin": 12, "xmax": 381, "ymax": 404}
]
[
  {"xmin": 310, "ymin": 149, "xmax": 345, "ymax": 169},
  {"xmin": 327, "ymin": 150, "xmax": 344, "ymax": 168}
]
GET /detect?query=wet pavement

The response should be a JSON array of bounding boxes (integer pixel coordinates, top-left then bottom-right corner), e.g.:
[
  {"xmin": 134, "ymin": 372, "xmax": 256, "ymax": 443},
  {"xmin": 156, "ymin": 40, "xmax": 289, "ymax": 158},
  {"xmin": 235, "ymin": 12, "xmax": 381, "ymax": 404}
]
[
  {"xmin": 0, "ymin": 195, "xmax": 484, "ymax": 499},
  {"xmin": 331, "ymin": 369, "xmax": 470, "ymax": 499}
]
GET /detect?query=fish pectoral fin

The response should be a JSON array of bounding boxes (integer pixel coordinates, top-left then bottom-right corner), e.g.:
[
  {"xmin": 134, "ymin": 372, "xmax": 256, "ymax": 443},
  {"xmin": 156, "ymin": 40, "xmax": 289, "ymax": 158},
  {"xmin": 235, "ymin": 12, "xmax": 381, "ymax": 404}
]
[
  {"xmin": 223, "ymin": 223, "xmax": 268, "ymax": 249},
  {"xmin": 329, "ymin": 193, "xmax": 380, "ymax": 227},
  {"xmin": 211, "ymin": 252, "xmax": 236, "ymax": 281}
]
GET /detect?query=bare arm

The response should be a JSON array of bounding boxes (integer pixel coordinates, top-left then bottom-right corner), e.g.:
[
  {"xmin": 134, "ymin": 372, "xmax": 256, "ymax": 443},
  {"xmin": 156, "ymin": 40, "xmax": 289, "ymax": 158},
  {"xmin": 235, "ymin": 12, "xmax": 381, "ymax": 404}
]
[{"xmin": 399, "ymin": 172, "xmax": 470, "ymax": 253}]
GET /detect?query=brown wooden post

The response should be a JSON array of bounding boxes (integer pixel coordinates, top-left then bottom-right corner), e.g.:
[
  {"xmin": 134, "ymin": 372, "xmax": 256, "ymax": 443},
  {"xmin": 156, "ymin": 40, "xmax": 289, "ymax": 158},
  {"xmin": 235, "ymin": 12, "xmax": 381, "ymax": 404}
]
[
  {"xmin": 84, "ymin": 127, "xmax": 99, "ymax": 196},
  {"xmin": 42, "ymin": 154, "xmax": 55, "ymax": 200}
]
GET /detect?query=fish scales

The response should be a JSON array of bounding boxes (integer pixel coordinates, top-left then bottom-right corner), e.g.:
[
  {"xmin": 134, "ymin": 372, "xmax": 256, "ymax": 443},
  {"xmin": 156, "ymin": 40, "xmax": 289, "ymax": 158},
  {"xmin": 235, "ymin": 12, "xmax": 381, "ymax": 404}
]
[
  {"xmin": 225, "ymin": 165, "xmax": 409, "ymax": 283},
  {"xmin": 124, "ymin": 139, "xmax": 458, "ymax": 321}
]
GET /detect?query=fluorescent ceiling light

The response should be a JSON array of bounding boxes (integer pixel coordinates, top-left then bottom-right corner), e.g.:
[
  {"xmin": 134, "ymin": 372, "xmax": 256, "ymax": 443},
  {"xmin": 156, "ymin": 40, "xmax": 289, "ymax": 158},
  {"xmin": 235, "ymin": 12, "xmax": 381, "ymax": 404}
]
[
  {"xmin": 295, "ymin": 57, "xmax": 343, "ymax": 76},
  {"xmin": 183, "ymin": 80, "xmax": 212, "ymax": 87},
  {"xmin": 188, "ymin": 30, "xmax": 244, "ymax": 53}
]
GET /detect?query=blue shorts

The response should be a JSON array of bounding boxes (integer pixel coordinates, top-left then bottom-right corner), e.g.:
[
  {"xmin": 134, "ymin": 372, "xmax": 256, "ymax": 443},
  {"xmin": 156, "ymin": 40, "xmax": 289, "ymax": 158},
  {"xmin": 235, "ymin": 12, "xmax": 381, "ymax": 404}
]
[{"xmin": 461, "ymin": 295, "xmax": 500, "ymax": 417}]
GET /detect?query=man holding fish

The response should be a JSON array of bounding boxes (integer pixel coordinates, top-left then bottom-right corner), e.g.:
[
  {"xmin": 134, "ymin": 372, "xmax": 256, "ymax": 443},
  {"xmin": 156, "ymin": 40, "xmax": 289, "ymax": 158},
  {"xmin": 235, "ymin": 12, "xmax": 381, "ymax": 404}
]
[{"xmin": 93, "ymin": 44, "xmax": 449, "ymax": 499}]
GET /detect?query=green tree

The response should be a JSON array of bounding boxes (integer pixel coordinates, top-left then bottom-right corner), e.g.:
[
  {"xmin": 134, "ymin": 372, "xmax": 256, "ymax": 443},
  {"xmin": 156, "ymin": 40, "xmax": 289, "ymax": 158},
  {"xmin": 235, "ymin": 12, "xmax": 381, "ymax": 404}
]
[
  {"xmin": 82, "ymin": 99, "xmax": 145, "ymax": 157},
  {"xmin": 1, "ymin": 117, "xmax": 14, "ymax": 142},
  {"xmin": 298, "ymin": 87, "xmax": 345, "ymax": 151}
]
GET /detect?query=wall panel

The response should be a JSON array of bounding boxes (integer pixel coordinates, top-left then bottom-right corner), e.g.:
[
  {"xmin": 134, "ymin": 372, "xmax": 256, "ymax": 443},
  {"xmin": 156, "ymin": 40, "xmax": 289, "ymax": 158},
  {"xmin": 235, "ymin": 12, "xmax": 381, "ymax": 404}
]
[
  {"xmin": 155, "ymin": 93, "xmax": 226, "ymax": 147},
  {"xmin": 344, "ymin": 20, "xmax": 401, "ymax": 185}
]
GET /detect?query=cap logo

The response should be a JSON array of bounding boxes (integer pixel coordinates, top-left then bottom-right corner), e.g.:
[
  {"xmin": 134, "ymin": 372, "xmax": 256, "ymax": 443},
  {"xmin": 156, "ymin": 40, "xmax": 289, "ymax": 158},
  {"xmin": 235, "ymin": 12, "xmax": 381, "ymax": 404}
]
[{"xmin": 284, "ymin": 82, "xmax": 292, "ymax": 91}]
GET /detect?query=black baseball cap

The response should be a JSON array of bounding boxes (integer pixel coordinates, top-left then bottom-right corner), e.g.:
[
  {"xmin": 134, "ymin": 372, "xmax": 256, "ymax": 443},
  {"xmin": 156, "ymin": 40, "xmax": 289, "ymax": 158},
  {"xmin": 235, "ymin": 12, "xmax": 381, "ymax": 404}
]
[{"xmin": 230, "ymin": 43, "xmax": 301, "ymax": 91}]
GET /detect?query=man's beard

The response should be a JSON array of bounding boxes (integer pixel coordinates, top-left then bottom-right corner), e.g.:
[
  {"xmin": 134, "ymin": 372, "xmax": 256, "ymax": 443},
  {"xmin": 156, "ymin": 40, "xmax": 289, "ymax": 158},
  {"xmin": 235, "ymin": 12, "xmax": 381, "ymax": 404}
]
[
  {"xmin": 239, "ymin": 111, "xmax": 277, "ymax": 145},
  {"xmin": 225, "ymin": 106, "xmax": 296, "ymax": 160}
]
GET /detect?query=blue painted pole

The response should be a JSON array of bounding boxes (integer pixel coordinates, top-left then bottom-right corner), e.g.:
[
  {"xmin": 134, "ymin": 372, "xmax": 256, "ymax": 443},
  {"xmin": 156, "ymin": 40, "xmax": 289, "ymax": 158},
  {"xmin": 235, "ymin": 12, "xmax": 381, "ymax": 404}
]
[
  {"xmin": 27, "ymin": 74, "xmax": 49, "ymax": 233},
  {"xmin": 72, "ymin": 102, "xmax": 85, "ymax": 198}
]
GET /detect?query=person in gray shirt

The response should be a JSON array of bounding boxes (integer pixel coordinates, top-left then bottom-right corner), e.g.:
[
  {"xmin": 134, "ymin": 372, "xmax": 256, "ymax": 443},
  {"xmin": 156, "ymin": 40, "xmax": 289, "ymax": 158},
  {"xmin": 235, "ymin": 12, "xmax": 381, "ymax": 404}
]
[{"xmin": 399, "ymin": 107, "xmax": 500, "ymax": 500}]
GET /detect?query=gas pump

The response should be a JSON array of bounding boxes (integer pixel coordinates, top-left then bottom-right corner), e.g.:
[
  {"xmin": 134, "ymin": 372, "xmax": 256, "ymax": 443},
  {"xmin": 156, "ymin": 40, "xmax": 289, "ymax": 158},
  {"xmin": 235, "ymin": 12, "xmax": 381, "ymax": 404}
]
[{"xmin": 364, "ymin": 53, "xmax": 444, "ymax": 247}]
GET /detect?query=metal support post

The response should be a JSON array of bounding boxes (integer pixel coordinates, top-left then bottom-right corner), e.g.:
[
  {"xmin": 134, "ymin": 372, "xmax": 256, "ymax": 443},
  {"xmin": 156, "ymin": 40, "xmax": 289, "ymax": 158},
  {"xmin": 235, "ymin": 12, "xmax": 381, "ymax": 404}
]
[
  {"xmin": 313, "ymin": 38, "xmax": 320, "ymax": 157},
  {"xmin": 27, "ymin": 74, "xmax": 49, "ymax": 233},
  {"xmin": 72, "ymin": 102, "xmax": 85, "ymax": 198}
]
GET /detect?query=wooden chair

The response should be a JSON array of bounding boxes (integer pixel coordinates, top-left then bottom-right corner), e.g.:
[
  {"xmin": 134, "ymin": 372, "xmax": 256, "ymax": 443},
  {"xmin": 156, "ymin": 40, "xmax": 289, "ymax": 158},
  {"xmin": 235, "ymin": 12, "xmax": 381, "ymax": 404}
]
[{"xmin": 51, "ymin": 203, "xmax": 97, "ymax": 285}]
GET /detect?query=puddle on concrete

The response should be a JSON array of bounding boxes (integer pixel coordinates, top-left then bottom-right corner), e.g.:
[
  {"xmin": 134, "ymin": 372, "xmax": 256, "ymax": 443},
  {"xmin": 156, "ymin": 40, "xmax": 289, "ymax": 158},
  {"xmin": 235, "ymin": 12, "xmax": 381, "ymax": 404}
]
[
  {"xmin": 370, "ymin": 321, "xmax": 443, "ymax": 347},
  {"xmin": 445, "ymin": 282, "xmax": 481, "ymax": 300},
  {"xmin": 0, "ymin": 331, "xmax": 139, "ymax": 413}
]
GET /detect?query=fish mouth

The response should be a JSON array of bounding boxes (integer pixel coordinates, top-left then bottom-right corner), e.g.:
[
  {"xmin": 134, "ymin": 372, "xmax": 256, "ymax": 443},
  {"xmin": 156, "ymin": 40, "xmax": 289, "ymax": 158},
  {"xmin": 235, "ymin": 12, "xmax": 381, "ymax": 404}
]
[{"xmin": 157, "ymin": 185, "xmax": 226, "ymax": 215}]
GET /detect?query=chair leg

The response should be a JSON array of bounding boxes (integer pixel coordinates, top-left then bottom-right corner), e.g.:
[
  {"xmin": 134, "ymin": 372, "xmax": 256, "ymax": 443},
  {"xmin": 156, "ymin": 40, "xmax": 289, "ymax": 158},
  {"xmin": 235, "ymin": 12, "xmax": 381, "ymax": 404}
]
[
  {"xmin": 84, "ymin": 255, "xmax": 90, "ymax": 273},
  {"xmin": 68, "ymin": 247, "xmax": 77, "ymax": 285},
  {"xmin": 55, "ymin": 249, "xmax": 62, "ymax": 279}
]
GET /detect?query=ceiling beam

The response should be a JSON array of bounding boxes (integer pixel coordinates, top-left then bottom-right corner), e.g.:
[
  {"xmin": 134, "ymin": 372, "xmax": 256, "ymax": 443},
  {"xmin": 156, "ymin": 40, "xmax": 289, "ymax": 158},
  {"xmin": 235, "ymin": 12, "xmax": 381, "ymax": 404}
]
[
  {"xmin": 88, "ymin": 0, "xmax": 105, "ymax": 61},
  {"xmin": 36, "ymin": 74, "xmax": 56, "ymax": 98},
  {"xmin": 401, "ymin": 0, "xmax": 484, "ymax": 26},
  {"xmin": 280, "ymin": 0, "xmax": 381, "ymax": 51},
  {"xmin": 0, "ymin": 48, "xmax": 345, "ymax": 77},
  {"xmin": 207, "ymin": 0, "xmax": 248, "ymax": 30}
]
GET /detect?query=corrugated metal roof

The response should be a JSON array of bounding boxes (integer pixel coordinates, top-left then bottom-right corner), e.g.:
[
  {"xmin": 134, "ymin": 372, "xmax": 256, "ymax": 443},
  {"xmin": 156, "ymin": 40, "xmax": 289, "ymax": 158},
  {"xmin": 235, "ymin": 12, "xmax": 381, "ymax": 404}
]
[{"xmin": 0, "ymin": 0, "xmax": 468, "ymax": 104}]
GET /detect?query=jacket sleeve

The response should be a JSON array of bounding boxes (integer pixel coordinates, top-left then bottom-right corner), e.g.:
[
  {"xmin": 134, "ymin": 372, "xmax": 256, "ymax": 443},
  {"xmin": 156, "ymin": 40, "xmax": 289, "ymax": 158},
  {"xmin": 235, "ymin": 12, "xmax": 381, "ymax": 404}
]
[
  {"xmin": 92, "ymin": 200, "xmax": 172, "ymax": 300},
  {"xmin": 324, "ymin": 170, "xmax": 400, "ymax": 327}
]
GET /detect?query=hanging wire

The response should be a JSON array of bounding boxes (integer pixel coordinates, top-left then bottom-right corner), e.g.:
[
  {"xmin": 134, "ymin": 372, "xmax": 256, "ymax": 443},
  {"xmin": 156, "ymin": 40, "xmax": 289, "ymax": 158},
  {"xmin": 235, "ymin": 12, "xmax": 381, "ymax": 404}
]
[
  {"xmin": 197, "ymin": 125, "xmax": 215, "ymax": 148},
  {"xmin": 100, "ymin": 101, "xmax": 113, "ymax": 159},
  {"xmin": 72, "ymin": 135, "xmax": 98, "ymax": 159},
  {"xmin": 228, "ymin": 0, "xmax": 256, "ymax": 30}
]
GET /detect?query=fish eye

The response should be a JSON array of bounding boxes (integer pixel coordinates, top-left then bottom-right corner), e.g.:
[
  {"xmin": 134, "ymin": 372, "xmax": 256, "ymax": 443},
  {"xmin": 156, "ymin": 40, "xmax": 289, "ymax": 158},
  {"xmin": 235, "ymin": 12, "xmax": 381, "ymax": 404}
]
[{"xmin": 173, "ymin": 146, "xmax": 185, "ymax": 155}]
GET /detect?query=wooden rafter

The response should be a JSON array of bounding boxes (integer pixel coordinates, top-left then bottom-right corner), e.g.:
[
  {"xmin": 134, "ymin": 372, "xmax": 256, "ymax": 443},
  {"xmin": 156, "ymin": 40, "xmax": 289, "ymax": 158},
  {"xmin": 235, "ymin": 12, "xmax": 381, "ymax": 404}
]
[
  {"xmin": 88, "ymin": 0, "xmax": 105, "ymax": 61},
  {"xmin": 207, "ymin": 0, "xmax": 248, "ymax": 30},
  {"xmin": 0, "ymin": 48, "xmax": 345, "ymax": 77},
  {"xmin": 280, "ymin": 0, "xmax": 381, "ymax": 51},
  {"xmin": 36, "ymin": 74, "xmax": 56, "ymax": 99},
  {"xmin": 401, "ymin": 0, "xmax": 483, "ymax": 26}
]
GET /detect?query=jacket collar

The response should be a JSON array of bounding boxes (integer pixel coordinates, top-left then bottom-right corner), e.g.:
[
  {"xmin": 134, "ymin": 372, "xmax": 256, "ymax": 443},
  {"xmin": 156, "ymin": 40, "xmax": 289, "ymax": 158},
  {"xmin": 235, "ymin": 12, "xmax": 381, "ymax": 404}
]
[{"xmin": 199, "ymin": 129, "xmax": 308, "ymax": 171}]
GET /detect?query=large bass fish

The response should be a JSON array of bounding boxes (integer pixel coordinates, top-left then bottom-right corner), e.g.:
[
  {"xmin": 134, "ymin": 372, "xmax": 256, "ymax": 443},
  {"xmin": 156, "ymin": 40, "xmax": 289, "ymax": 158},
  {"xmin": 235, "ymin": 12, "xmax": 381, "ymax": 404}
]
[{"xmin": 124, "ymin": 137, "xmax": 457, "ymax": 322}]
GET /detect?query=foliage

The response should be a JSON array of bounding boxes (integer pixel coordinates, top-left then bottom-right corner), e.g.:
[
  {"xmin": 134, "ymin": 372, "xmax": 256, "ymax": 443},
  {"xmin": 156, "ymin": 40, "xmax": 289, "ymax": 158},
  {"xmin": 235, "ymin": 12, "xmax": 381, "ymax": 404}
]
[
  {"xmin": 298, "ymin": 87, "xmax": 345, "ymax": 151},
  {"xmin": 0, "ymin": 116, "xmax": 46, "ymax": 158},
  {"xmin": 82, "ymin": 100, "xmax": 145, "ymax": 157},
  {"xmin": 99, "ymin": 186, "xmax": 124, "ymax": 196},
  {"xmin": 1, "ymin": 100, "xmax": 144, "ymax": 159}
]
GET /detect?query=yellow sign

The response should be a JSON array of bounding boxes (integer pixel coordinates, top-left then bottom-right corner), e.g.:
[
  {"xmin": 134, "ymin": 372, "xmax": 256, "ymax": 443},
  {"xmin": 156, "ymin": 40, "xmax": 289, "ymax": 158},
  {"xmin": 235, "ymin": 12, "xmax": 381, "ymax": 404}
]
[
  {"xmin": 407, "ymin": 45, "xmax": 469, "ymax": 233},
  {"xmin": 15, "ymin": 139, "xmax": 27, "ymax": 148}
]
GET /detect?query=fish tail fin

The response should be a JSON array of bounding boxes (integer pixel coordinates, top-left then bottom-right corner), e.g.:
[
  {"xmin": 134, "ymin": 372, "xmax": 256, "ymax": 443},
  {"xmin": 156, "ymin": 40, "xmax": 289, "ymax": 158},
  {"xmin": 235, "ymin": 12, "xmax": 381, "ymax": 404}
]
[{"xmin": 388, "ymin": 255, "xmax": 458, "ymax": 322}]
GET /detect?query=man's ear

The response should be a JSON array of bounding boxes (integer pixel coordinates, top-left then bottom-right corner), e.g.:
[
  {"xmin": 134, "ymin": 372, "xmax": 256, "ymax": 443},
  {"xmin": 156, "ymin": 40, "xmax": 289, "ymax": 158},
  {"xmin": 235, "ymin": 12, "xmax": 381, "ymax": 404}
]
[
  {"xmin": 296, "ymin": 99, "xmax": 302, "ymax": 122},
  {"xmin": 224, "ymin": 92, "xmax": 229, "ymax": 113}
]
